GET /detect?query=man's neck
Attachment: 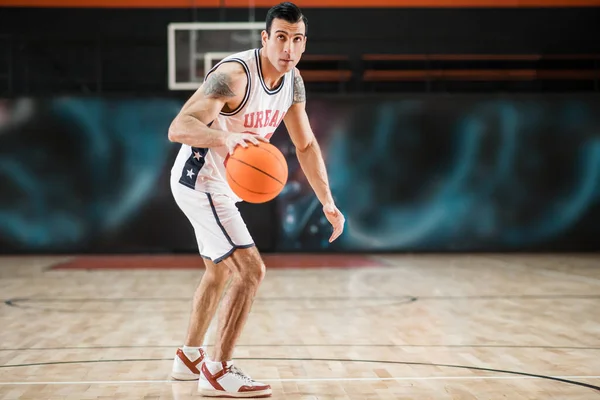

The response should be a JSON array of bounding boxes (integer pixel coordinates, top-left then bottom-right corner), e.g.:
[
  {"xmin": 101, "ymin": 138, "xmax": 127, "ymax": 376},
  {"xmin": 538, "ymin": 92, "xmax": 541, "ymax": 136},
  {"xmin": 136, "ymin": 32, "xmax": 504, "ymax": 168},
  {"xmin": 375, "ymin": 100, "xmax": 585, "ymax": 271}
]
[{"xmin": 258, "ymin": 48, "xmax": 284, "ymax": 90}]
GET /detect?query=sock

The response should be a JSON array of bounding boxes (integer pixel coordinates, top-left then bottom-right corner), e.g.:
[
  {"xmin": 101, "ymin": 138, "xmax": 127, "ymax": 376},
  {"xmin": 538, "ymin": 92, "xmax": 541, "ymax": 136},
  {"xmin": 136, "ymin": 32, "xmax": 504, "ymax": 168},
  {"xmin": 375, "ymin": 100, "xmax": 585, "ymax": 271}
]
[
  {"xmin": 182, "ymin": 345, "xmax": 203, "ymax": 361},
  {"xmin": 205, "ymin": 359, "xmax": 232, "ymax": 373}
]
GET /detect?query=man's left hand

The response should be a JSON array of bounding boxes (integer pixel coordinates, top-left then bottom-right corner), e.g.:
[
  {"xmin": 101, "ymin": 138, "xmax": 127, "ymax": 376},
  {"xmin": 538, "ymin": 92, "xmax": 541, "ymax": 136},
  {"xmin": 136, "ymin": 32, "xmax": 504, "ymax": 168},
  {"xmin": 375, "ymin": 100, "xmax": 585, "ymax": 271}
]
[{"xmin": 323, "ymin": 203, "xmax": 345, "ymax": 243}]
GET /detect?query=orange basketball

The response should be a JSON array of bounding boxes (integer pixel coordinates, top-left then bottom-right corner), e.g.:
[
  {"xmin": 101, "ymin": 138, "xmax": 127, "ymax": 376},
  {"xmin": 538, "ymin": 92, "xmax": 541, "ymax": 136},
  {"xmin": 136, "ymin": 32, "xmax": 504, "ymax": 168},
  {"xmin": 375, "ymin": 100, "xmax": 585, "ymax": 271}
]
[{"xmin": 226, "ymin": 142, "xmax": 288, "ymax": 203}]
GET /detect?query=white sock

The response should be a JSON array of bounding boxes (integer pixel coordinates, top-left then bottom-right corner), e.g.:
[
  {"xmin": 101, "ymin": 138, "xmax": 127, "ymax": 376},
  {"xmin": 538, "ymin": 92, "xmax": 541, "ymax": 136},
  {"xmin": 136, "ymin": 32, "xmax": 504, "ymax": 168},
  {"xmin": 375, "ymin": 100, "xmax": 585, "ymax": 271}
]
[
  {"xmin": 182, "ymin": 345, "xmax": 203, "ymax": 361},
  {"xmin": 206, "ymin": 359, "xmax": 232, "ymax": 372}
]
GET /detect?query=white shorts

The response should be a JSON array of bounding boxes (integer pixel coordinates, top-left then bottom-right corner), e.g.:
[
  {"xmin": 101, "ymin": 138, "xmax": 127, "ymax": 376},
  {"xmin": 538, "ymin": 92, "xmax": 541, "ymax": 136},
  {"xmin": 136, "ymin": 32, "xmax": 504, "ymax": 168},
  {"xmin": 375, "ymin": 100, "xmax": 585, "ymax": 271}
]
[{"xmin": 171, "ymin": 179, "xmax": 255, "ymax": 263}]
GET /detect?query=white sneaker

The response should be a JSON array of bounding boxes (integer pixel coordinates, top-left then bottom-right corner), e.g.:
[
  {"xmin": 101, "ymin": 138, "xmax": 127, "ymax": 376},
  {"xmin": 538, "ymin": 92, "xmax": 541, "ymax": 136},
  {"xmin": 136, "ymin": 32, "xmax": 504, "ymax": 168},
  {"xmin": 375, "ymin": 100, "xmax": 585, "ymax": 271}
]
[
  {"xmin": 170, "ymin": 347, "xmax": 206, "ymax": 381},
  {"xmin": 198, "ymin": 361, "xmax": 272, "ymax": 398}
]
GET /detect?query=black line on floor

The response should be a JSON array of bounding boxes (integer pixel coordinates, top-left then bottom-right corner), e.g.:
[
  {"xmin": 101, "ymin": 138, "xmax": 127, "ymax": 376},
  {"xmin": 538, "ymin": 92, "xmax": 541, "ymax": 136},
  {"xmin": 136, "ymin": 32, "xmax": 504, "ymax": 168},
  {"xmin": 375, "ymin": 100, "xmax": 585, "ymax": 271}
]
[
  {"xmin": 0, "ymin": 357, "xmax": 597, "ymax": 392},
  {"xmin": 4, "ymin": 294, "xmax": 599, "ymax": 303},
  {"xmin": 0, "ymin": 344, "xmax": 599, "ymax": 351},
  {"xmin": 3, "ymin": 297, "xmax": 418, "ymax": 313}
]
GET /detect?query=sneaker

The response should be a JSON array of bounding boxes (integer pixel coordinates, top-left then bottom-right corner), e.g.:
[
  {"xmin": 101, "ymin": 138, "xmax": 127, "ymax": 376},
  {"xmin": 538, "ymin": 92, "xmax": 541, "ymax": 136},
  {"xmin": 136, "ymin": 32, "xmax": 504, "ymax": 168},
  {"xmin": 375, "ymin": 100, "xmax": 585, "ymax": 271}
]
[
  {"xmin": 198, "ymin": 361, "xmax": 272, "ymax": 398},
  {"xmin": 170, "ymin": 347, "xmax": 206, "ymax": 381}
]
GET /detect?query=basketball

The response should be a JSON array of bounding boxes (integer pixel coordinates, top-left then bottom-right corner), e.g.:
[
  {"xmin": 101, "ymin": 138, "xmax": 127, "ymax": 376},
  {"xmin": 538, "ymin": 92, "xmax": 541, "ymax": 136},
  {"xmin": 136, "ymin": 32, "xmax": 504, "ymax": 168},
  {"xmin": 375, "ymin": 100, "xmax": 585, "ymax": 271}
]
[{"xmin": 226, "ymin": 142, "xmax": 288, "ymax": 203}]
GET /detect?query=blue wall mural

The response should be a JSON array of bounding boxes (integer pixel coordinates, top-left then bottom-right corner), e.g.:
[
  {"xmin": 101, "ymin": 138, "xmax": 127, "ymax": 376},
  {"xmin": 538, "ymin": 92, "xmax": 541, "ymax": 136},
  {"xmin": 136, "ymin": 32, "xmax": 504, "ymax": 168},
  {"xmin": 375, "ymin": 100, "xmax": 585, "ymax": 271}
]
[
  {"xmin": 0, "ymin": 94, "xmax": 599, "ymax": 253},
  {"xmin": 275, "ymin": 95, "xmax": 600, "ymax": 252},
  {"xmin": 0, "ymin": 97, "xmax": 181, "ymax": 252}
]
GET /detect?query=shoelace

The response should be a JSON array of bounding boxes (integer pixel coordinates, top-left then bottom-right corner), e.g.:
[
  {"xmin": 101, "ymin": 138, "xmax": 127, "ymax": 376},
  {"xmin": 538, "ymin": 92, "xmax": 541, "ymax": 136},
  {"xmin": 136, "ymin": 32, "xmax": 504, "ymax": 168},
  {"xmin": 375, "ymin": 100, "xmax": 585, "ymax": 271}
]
[{"xmin": 229, "ymin": 365, "xmax": 254, "ymax": 385}]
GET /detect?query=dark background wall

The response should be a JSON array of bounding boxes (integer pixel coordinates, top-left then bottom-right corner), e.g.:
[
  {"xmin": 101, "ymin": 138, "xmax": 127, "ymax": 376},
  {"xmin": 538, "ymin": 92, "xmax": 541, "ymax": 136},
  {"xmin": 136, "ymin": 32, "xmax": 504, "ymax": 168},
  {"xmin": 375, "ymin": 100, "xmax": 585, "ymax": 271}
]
[{"xmin": 0, "ymin": 7, "xmax": 599, "ymax": 96}]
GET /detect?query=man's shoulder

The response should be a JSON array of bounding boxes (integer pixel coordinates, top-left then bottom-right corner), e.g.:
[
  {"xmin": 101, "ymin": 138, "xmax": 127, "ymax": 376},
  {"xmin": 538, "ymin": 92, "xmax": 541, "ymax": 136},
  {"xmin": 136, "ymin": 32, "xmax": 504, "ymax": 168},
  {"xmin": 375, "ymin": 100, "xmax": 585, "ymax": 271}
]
[
  {"xmin": 206, "ymin": 62, "xmax": 249, "ymax": 95},
  {"xmin": 291, "ymin": 67, "xmax": 306, "ymax": 104},
  {"xmin": 212, "ymin": 61, "xmax": 247, "ymax": 78},
  {"xmin": 292, "ymin": 67, "xmax": 304, "ymax": 83},
  {"xmin": 210, "ymin": 48, "xmax": 255, "ymax": 79}
]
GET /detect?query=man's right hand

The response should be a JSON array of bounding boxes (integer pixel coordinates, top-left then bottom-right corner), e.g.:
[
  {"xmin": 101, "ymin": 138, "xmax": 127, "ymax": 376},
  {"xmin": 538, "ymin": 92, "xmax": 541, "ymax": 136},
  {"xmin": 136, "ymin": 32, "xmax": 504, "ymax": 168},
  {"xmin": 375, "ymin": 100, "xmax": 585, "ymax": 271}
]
[{"xmin": 225, "ymin": 133, "xmax": 269, "ymax": 155}]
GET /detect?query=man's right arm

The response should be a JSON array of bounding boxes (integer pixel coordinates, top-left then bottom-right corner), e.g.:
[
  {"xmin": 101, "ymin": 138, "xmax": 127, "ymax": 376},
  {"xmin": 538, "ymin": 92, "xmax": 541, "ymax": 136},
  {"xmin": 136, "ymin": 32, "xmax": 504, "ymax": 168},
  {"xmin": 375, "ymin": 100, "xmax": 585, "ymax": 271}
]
[{"xmin": 168, "ymin": 63, "xmax": 265, "ymax": 153}]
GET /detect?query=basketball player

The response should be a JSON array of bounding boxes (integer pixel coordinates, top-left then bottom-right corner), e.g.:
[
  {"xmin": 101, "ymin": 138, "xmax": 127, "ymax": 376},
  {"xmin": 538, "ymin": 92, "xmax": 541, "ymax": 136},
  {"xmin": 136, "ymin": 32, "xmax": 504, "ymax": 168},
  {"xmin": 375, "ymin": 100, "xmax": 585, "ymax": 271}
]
[{"xmin": 167, "ymin": 2, "xmax": 345, "ymax": 398}]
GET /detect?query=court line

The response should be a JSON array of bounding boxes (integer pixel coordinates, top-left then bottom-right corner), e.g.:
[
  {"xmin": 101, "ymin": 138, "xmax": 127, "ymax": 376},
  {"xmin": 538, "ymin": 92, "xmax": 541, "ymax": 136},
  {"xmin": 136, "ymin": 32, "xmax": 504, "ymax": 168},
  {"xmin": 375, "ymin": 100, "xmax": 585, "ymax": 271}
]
[
  {"xmin": 3, "ymin": 297, "xmax": 417, "ymax": 313},
  {"xmin": 2, "ymin": 343, "xmax": 599, "ymax": 351},
  {"xmin": 1, "ymin": 357, "xmax": 598, "ymax": 392},
  {"xmin": 5, "ymin": 294, "xmax": 598, "ymax": 313},
  {"xmin": 1, "ymin": 376, "xmax": 600, "ymax": 385},
  {"xmin": 5, "ymin": 294, "xmax": 600, "ymax": 301}
]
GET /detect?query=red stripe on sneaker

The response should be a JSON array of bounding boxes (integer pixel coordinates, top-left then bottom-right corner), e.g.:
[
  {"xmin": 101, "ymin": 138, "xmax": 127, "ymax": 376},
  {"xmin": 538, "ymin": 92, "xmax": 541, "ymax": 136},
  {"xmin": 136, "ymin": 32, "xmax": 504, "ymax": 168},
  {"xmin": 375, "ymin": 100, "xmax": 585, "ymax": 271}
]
[
  {"xmin": 176, "ymin": 348, "xmax": 203, "ymax": 374},
  {"xmin": 201, "ymin": 363, "xmax": 226, "ymax": 391},
  {"xmin": 240, "ymin": 384, "xmax": 271, "ymax": 392}
]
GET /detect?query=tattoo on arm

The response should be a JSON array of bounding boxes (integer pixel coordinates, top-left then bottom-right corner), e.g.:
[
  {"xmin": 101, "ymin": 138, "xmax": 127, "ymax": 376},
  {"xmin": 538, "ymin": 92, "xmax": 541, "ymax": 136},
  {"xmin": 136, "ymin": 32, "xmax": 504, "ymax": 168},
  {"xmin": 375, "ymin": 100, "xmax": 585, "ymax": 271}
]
[
  {"xmin": 202, "ymin": 72, "xmax": 236, "ymax": 98},
  {"xmin": 293, "ymin": 73, "xmax": 306, "ymax": 104}
]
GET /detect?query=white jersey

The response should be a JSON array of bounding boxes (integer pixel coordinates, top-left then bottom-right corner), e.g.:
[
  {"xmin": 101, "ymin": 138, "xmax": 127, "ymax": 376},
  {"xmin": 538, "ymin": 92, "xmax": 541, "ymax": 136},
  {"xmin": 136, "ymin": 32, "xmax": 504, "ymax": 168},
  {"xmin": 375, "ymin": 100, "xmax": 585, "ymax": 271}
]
[{"xmin": 171, "ymin": 48, "xmax": 295, "ymax": 201}]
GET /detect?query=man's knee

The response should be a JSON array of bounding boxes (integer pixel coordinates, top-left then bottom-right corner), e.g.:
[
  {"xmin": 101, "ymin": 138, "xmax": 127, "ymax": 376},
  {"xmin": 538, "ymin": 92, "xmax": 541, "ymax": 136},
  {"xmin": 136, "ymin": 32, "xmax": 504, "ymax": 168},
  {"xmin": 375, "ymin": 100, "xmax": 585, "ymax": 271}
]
[
  {"xmin": 227, "ymin": 247, "xmax": 265, "ymax": 285},
  {"xmin": 243, "ymin": 261, "xmax": 265, "ymax": 285},
  {"xmin": 204, "ymin": 260, "xmax": 231, "ymax": 283},
  {"xmin": 234, "ymin": 258, "xmax": 265, "ymax": 286},
  {"xmin": 214, "ymin": 266, "xmax": 232, "ymax": 283}
]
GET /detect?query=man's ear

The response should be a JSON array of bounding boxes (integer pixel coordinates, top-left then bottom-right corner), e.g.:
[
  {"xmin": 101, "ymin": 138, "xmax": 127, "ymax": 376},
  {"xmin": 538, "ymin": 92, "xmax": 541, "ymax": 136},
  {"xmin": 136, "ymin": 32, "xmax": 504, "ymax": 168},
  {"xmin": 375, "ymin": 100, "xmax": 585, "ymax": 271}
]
[{"xmin": 261, "ymin": 30, "xmax": 268, "ymax": 47}]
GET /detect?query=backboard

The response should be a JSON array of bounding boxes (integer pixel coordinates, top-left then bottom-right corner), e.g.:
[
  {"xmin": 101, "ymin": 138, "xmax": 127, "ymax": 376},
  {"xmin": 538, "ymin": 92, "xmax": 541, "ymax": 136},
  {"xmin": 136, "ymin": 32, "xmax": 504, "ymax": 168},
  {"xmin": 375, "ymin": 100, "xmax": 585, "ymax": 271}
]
[{"xmin": 167, "ymin": 22, "xmax": 264, "ymax": 91}]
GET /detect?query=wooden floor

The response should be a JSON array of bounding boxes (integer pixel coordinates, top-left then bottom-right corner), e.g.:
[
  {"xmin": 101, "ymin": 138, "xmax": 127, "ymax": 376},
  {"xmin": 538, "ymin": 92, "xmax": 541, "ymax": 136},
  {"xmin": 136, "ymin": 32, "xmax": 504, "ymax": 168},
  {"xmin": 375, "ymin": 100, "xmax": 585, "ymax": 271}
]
[{"xmin": 0, "ymin": 253, "xmax": 599, "ymax": 399}]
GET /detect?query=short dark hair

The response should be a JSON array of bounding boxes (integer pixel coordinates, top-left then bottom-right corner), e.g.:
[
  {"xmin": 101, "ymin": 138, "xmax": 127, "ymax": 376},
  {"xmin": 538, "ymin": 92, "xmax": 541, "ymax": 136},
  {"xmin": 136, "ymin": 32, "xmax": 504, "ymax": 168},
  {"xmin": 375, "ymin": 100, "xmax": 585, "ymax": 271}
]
[{"xmin": 265, "ymin": 2, "xmax": 308, "ymax": 37}]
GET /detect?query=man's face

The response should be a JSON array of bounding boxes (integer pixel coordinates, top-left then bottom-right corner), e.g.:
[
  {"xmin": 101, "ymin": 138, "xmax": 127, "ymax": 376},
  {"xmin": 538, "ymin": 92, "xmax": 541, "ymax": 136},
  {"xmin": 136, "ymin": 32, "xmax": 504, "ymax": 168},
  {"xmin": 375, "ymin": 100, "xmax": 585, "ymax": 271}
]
[{"xmin": 261, "ymin": 18, "xmax": 306, "ymax": 74}]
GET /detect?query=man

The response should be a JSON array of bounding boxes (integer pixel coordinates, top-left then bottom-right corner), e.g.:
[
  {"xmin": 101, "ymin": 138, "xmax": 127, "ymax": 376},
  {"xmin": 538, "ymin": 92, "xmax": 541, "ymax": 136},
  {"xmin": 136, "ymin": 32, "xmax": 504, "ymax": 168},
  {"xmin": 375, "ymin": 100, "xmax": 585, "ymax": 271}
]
[{"xmin": 167, "ymin": 2, "xmax": 345, "ymax": 397}]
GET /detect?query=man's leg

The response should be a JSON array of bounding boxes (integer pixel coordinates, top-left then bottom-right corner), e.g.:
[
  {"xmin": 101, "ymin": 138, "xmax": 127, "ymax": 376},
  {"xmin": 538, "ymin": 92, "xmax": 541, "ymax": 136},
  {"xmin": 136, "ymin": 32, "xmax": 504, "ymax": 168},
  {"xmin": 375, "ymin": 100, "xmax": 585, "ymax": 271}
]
[
  {"xmin": 213, "ymin": 246, "xmax": 264, "ymax": 361},
  {"xmin": 171, "ymin": 259, "xmax": 230, "ymax": 381},
  {"xmin": 198, "ymin": 246, "xmax": 271, "ymax": 397},
  {"xmin": 185, "ymin": 259, "xmax": 231, "ymax": 347}
]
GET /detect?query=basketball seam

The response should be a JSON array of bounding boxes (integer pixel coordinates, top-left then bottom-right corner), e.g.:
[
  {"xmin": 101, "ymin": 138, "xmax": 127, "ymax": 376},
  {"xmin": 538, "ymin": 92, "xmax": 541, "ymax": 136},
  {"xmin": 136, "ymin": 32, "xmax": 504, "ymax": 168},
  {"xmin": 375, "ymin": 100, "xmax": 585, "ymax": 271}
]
[
  {"xmin": 228, "ymin": 157, "xmax": 285, "ymax": 186},
  {"xmin": 226, "ymin": 171, "xmax": 282, "ymax": 195},
  {"xmin": 254, "ymin": 145, "xmax": 286, "ymax": 171}
]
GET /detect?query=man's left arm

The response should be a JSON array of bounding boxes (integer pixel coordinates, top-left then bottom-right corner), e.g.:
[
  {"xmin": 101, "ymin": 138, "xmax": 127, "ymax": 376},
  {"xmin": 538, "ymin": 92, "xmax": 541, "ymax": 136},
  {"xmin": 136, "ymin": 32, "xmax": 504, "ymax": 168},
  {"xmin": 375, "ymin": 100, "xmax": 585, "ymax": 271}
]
[{"xmin": 283, "ymin": 69, "xmax": 345, "ymax": 243}]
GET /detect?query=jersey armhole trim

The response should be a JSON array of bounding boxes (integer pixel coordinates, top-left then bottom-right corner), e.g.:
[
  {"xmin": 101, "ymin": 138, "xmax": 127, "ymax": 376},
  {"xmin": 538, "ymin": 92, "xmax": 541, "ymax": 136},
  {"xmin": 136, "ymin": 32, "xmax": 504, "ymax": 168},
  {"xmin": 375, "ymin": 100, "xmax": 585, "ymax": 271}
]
[{"xmin": 204, "ymin": 58, "xmax": 252, "ymax": 117}]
